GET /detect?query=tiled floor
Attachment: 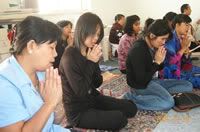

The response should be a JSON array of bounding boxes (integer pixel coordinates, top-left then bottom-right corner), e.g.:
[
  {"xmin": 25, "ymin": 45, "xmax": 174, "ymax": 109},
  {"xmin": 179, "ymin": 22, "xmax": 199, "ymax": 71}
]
[{"xmin": 154, "ymin": 107, "xmax": 200, "ymax": 132}]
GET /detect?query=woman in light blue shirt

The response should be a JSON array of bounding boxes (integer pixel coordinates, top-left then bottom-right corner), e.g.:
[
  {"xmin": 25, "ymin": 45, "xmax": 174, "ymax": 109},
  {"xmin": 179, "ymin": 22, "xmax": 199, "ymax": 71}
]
[{"xmin": 0, "ymin": 16, "xmax": 70, "ymax": 132}]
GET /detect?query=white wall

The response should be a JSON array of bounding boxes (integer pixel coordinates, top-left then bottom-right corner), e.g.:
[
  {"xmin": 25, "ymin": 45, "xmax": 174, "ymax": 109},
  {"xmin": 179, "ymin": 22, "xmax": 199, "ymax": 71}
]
[
  {"xmin": 88, "ymin": 0, "xmax": 200, "ymax": 36},
  {"xmin": 127, "ymin": 0, "xmax": 200, "ymax": 25},
  {"xmin": 1, "ymin": 0, "xmax": 199, "ymax": 26},
  {"xmin": 90, "ymin": 0, "xmax": 133, "ymax": 26},
  {"xmin": 90, "ymin": 0, "xmax": 200, "ymax": 26}
]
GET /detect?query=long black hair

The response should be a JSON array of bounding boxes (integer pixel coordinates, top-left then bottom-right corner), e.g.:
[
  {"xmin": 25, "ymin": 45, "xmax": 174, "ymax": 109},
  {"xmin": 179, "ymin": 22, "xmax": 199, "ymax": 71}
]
[
  {"xmin": 73, "ymin": 12, "xmax": 104, "ymax": 50},
  {"xmin": 124, "ymin": 15, "xmax": 140, "ymax": 36}
]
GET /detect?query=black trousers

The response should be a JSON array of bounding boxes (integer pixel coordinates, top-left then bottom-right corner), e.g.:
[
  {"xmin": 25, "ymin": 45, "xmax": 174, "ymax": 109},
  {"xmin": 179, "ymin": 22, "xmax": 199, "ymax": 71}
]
[
  {"xmin": 76, "ymin": 95, "xmax": 137, "ymax": 131},
  {"xmin": 120, "ymin": 69, "xmax": 126, "ymax": 74}
]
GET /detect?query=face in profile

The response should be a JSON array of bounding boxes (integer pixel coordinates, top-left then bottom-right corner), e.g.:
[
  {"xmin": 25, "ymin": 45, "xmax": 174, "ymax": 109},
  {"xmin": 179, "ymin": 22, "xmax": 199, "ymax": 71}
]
[
  {"xmin": 84, "ymin": 25, "xmax": 101, "ymax": 48},
  {"xmin": 177, "ymin": 22, "xmax": 190, "ymax": 35},
  {"xmin": 119, "ymin": 17, "xmax": 126, "ymax": 26},
  {"xmin": 133, "ymin": 20, "xmax": 141, "ymax": 34},
  {"xmin": 151, "ymin": 34, "xmax": 169, "ymax": 49},
  {"xmin": 31, "ymin": 41, "xmax": 57, "ymax": 71},
  {"xmin": 185, "ymin": 6, "xmax": 192, "ymax": 16},
  {"xmin": 63, "ymin": 24, "xmax": 72, "ymax": 38}
]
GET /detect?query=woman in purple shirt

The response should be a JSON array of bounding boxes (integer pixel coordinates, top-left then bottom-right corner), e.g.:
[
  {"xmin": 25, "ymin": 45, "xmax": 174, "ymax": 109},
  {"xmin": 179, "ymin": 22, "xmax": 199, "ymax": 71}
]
[{"xmin": 118, "ymin": 15, "xmax": 140, "ymax": 74}]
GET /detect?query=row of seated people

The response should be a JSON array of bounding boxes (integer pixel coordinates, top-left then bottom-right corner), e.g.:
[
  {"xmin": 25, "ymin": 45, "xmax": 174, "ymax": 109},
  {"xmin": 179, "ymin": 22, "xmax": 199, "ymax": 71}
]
[
  {"xmin": 112, "ymin": 3, "xmax": 200, "ymax": 88},
  {"xmin": 0, "ymin": 5, "xmax": 199, "ymax": 132}
]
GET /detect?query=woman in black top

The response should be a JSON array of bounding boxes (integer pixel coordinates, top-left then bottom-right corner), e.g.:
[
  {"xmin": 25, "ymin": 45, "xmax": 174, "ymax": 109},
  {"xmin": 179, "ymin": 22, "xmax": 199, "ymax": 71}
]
[
  {"xmin": 123, "ymin": 20, "xmax": 193, "ymax": 111},
  {"xmin": 59, "ymin": 12, "xmax": 137, "ymax": 131},
  {"xmin": 53, "ymin": 20, "xmax": 73, "ymax": 68}
]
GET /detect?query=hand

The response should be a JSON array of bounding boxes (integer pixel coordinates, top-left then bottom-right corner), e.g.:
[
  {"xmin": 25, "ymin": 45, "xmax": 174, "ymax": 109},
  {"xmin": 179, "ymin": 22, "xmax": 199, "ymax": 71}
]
[
  {"xmin": 86, "ymin": 44, "xmax": 102, "ymax": 63},
  {"xmin": 154, "ymin": 46, "xmax": 166, "ymax": 64},
  {"xmin": 195, "ymin": 40, "xmax": 200, "ymax": 45},
  {"xmin": 180, "ymin": 35, "xmax": 191, "ymax": 51},
  {"xmin": 67, "ymin": 32, "xmax": 74, "ymax": 46},
  {"xmin": 39, "ymin": 67, "xmax": 62, "ymax": 108}
]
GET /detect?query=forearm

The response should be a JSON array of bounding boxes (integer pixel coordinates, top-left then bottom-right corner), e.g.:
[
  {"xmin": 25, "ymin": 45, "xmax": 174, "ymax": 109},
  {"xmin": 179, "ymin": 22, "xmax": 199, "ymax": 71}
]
[{"xmin": 22, "ymin": 103, "xmax": 55, "ymax": 132}]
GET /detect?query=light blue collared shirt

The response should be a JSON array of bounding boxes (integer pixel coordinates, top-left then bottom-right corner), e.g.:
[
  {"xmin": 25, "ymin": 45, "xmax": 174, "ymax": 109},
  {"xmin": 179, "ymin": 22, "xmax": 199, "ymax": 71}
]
[{"xmin": 0, "ymin": 55, "xmax": 69, "ymax": 132}]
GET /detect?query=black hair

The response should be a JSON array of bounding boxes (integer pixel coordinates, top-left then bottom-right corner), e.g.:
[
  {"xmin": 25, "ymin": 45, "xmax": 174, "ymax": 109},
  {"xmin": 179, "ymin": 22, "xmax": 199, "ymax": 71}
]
[
  {"xmin": 163, "ymin": 12, "xmax": 177, "ymax": 22},
  {"xmin": 163, "ymin": 12, "xmax": 177, "ymax": 30},
  {"xmin": 56, "ymin": 20, "xmax": 72, "ymax": 29},
  {"xmin": 181, "ymin": 4, "xmax": 190, "ymax": 13},
  {"xmin": 124, "ymin": 15, "xmax": 140, "ymax": 36},
  {"xmin": 145, "ymin": 19, "xmax": 172, "ymax": 39},
  {"xmin": 172, "ymin": 14, "xmax": 192, "ymax": 29},
  {"xmin": 73, "ymin": 12, "xmax": 104, "ymax": 50},
  {"xmin": 114, "ymin": 14, "xmax": 125, "ymax": 22},
  {"xmin": 143, "ymin": 18, "xmax": 155, "ymax": 35},
  {"xmin": 14, "ymin": 16, "xmax": 62, "ymax": 55}
]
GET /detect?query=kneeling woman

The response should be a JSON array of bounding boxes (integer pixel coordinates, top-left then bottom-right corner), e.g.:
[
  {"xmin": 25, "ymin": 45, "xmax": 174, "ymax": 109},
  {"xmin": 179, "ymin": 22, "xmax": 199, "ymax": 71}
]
[
  {"xmin": 59, "ymin": 12, "xmax": 137, "ymax": 131},
  {"xmin": 123, "ymin": 20, "xmax": 193, "ymax": 111}
]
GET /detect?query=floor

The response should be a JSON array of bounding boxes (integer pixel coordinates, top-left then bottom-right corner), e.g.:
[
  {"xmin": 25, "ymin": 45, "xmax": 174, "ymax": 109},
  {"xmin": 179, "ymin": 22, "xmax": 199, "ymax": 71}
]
[
  {"xmin": 99, "ymin": 54, "xmax": 200, "ymax": 132},
  {"xmin": 154, "ymin": 107, "xmax": 200, "ymax": 132},
  {"xmin": 154, "ymin": 54, "xmax": 200, "ymax": 132}
]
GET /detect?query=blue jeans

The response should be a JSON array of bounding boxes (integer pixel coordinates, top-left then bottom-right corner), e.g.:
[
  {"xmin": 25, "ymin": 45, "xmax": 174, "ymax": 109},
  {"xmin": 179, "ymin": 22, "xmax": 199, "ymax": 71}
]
[{"xmin": 123, "ymin": 79, "xmax": 193, "ymax": 111}]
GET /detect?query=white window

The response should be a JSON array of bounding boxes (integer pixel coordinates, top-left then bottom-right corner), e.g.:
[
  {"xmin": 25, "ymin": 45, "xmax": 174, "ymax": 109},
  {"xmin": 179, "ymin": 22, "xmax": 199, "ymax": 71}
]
[{"xmin": 38, "ymin": 0, "xmax": 91, "ymax": 13}]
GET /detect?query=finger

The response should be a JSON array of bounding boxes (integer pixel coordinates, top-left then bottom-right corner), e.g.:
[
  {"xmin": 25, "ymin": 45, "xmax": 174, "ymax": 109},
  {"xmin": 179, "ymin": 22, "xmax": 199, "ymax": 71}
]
[
  {"xmin": 157, "ymin": 47, "xmax": 162, "ymax": 54},
  {"xmin": 93, "ymin": 44, "xmax": 98, "ymax": 50},
  {"xmin": 98, "ymin": 52, "xmax": 103, "ymax": 58},
  {"xmin": 53, "ymin": 69, "xmax": 58, "ymax": 92},
  {"xmin": 57, "ymin": 74, "xmax": 62, "ymax": 92},
  {"xmin": 45, "ymin": 68, "xmax": 50, "ymax": 89},
  {"xmin": 97, "ymin": 45, "xmax": 102, "ymax": 53},
  {"xmin": 39, "ymin": 81, "xmax": 45, "ymax": 95},
  {"xmin": 45, "ymin": 68, "xmax": 50, "ymax": 81},
  {"xmin": 160, "ymin": 47, "xmax": 166, "ymax": 54},
  {"xmin": 49, "ymin": 67, "xmax": 54, "ymax": 90},
  {"xmin": 96, "ymin": 47, "xmax": 101, "ymax": 55},
  {"xmin": 57, "ymin": 75, "xmax": 63, "ymax": 99},
  {"xmin": 97, "ymin": 45, "xmax": 102, "ymax": 50},
  {"xmin": 87, "ymin": 48, "xmax": 91, "ymax": 56},
  {"xmin": 163, "ymin": 49, "xmax": 166, "ymax": 56},
  {"xmin": 88, "ymin": 48, "xmax": 92, "ymax": 53}
]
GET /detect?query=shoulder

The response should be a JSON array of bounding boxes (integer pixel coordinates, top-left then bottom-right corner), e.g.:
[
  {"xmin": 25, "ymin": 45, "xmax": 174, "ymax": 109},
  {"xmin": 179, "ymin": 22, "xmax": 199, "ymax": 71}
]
[
  {"xmin": 62, "ymin": 47, "xmax": 80, "ymax": 60},
  {"xmin": 132, "ymin": 39, "xmax": 147, "ymax": 51},
  {"xmin": 0, "ymin": 76, "xmax": 21, "ymax": 100},
  {"xmin": 0, "ymin": 57, "xmax": 25, "ymax": 102},
  {"xmin": 119, "ymin": 34, "xmax": 127, "ymax": 43},
  {"xmin": 128, "ymin": 39, "xmax": 147, "ymax": 56},
  {"xmin": 0, "ymin": 76, "xmax": 29, "ymax": 127},
  {"xmin": 0, "ymin": 57, "xmax": 17, "ymax": 83},
  {"xmin": 60, "ymin": 47, "xmax": 82, "ymax": 70}
]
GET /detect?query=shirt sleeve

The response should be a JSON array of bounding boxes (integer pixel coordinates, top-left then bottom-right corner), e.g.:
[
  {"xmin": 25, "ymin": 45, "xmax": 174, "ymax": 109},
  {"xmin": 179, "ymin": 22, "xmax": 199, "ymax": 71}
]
[
  {"xmin": 92, "ymin": 63, "xmax": 103, "ymax": 88},
  {"xmin": 0, "ymin": 78, "xmax": 29, "ymax": 127}
]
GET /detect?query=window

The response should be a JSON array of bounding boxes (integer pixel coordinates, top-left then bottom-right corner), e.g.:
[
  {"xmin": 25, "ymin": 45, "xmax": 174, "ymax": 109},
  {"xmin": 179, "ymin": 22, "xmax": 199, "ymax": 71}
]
[{"xmin": 38, "ymin": 0, "xmax": 91, "ymax": 13}]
